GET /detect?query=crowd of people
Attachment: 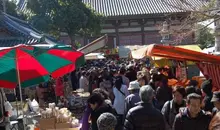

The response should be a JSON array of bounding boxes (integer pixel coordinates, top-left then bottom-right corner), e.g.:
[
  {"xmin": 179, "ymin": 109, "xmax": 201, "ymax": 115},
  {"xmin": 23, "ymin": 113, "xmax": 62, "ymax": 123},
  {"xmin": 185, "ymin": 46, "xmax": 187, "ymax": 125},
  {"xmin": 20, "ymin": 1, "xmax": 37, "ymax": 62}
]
[
  {"xmin": 17, "ymin": 59, "xmax": 220, "ymax": 130},
  {"xmin": 76, "ymin": 59, "xmax": 220, "ymax": 130}
]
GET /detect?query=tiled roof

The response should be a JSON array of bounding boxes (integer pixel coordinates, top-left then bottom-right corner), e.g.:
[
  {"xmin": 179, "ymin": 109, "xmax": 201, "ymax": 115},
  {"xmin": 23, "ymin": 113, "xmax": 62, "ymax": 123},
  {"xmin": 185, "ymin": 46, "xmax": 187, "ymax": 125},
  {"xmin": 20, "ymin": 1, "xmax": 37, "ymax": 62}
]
[
  {"xmin": 0, "ymin": 13, "xmax": 61, "ymax": 47},
  {"xmin": 82, "ymin": 0, "xmax": 207, "ymax": 16}
]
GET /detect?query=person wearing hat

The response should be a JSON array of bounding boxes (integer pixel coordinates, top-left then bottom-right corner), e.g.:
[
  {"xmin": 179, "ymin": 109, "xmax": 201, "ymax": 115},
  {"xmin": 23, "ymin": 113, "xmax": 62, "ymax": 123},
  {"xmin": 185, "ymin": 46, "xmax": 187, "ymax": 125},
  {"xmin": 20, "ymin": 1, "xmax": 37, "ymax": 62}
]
[
  {"xmin": 211, "ymin": 91, "xmax": 220, "ymax": 116},
  {"xmin": 124, "ymin": 81, "xmax": 141, "ymax": 115},
  {"xmin": 97, "ymin": 112, "xmax": 117, "ymax": 130}
]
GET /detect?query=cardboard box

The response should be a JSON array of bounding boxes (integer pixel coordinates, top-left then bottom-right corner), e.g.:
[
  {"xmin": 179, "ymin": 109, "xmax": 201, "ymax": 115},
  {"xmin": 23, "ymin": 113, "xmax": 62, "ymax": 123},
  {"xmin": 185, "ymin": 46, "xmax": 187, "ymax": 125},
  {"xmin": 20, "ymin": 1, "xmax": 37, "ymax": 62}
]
[
  {"xmin": 39, "ymin": 118, "xmax": 56, "ymax": 130},
  {"xmin": 55, "ymin": 123, "xmax": 71, "ymax": 129}
]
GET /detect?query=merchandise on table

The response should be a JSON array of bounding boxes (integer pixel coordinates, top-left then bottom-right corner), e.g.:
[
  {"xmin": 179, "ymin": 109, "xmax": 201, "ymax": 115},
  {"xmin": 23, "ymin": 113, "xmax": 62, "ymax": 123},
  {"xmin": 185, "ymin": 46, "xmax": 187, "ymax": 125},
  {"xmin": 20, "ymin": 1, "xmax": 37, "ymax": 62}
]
[
  {"xmin": 69, "ymin": 90, "xmax": 90, "ymax": 108},
  {"xmin": 38, "ymin": 103, "xmax": 80, "ymax": 130}
]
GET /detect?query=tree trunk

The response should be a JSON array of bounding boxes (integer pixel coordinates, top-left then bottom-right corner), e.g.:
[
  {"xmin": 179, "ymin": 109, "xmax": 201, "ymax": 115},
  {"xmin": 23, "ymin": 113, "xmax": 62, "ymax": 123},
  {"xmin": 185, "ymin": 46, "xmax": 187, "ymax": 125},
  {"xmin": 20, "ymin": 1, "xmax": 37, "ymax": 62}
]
[{"xmin": 69, "ymin": 34, "xmax": 77, "ymax": 50}]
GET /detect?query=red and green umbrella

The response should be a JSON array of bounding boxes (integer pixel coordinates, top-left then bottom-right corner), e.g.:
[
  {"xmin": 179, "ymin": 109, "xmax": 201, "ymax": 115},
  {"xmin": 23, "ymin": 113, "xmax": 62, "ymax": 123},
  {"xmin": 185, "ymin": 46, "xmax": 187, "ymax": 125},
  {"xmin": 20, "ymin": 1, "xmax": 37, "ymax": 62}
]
[
  {"xmin": 0, "ymin": 45, "xmax": 73, "ymax": 89},
  {"xmin": 35, "ymin": 45, "xmax": 85, "ymax": 78}
]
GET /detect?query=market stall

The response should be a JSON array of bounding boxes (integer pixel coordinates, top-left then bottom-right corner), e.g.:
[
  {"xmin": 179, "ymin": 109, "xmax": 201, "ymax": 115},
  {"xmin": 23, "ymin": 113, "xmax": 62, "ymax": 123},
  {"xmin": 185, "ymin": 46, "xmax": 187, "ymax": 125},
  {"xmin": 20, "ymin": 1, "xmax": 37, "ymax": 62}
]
[
  {"xmin": 35, "ymin": 103, "xmax": 80, "ymax": 130},
  {"xmin": 131, "ymin": 44, "xmax": 220, "ymax": 89},
  {"xmin": 85, "ymin": 53, "xmax": 106, "ymax": 60}
]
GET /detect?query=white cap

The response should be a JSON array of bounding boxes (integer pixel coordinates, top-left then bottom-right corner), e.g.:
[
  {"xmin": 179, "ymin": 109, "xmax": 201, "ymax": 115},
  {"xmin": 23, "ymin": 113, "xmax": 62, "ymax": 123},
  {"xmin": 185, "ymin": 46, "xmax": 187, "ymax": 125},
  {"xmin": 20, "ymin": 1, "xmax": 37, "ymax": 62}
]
[{"xmin": 128, "ymin": 81, "xmax": 140, "ymax": 91}]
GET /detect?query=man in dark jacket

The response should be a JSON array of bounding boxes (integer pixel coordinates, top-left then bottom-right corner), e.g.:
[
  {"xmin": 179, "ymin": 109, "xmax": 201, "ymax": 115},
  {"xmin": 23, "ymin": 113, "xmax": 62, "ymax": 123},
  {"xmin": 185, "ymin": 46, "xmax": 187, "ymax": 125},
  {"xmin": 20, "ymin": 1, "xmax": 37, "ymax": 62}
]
[
  {"xmin": 124, "ymin": 85, "xmax": 165, "ymax": 130},
  {"xmin": 161, "ymin": 86, "xmax": 186, "ymax": 130},
  {"xmin": 173, "ymin": 93, "xmax": 211, "ymax": 130},
  {"xmin": 156, "ymin": 75, "xmax": 172, "ymax": 110},
  {"xmin": 88, "ymin": 93, "xmax": 113, "ymax": 130},
  {"xmin": 211, "ymin": 91, "xmax": 220, "ymax": 116}
]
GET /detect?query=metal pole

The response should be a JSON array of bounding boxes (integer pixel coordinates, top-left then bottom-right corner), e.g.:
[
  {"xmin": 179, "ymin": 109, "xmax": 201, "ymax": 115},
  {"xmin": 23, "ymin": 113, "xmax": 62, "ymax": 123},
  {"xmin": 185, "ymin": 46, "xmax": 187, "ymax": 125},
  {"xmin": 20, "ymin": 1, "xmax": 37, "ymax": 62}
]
[
  {"xmin": 215, "ymin": 0, "xmax": 220, "ymax": 52},
  {"xmin": 14, "ymin": 89, "xmax": 18, "ymax": 117},
  {"xmin": 15, "ymin": 50, "xmax": 26, "ymax": 130}
]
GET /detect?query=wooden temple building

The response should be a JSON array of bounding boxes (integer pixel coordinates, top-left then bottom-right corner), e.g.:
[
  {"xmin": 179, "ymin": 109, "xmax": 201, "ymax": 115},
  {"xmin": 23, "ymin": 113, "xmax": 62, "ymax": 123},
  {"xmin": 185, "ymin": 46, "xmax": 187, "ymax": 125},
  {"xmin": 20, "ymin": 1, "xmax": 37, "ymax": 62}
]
[
  {"xmin": 16, "ymin": 0, "xmax": 206, "ymax": 55},
  {"xmin": 81, "ymin": 0, "xmax": 205, "ymax": 48}
]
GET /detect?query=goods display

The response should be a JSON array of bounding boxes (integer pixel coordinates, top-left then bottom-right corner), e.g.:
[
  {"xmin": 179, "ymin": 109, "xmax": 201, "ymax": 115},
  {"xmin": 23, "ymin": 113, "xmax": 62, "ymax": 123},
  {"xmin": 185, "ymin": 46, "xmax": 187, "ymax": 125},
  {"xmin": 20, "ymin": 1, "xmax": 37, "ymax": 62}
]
[{"xmin": 39, "ymin": 103, "xmax": 79, "ymax": 130}]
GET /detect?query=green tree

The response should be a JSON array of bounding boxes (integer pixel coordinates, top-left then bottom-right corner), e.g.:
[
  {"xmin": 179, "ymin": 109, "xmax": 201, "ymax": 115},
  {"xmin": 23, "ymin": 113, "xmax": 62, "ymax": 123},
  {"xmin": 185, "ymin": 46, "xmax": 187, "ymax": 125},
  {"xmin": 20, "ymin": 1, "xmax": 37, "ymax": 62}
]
[
  {"xmin": 195, "ymin": 24, "xmax": 215, "ymax": 49},
  {"xmin": 2, "ymin": 0, "xmax": 27, "ymax": 20},
  {"xmin": 25, "ymin": 0, "xmax": 104, "ymax": 47}
]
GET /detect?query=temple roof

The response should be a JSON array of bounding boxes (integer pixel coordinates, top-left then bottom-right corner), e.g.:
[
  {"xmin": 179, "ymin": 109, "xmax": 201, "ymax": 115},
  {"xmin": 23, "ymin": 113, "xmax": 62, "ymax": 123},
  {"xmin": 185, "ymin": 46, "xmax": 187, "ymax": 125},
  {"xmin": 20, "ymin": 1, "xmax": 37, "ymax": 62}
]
[
  {"xmin": 17, "ymin": 0, "xmax": 207, "ymax": 17},
  {"xmin": 82, "ymin": 0, "xmax": 206, "ymax": 17},
  {"xmin": 0, "ymin": 13, "xmax": 59, "ymax": 47}
]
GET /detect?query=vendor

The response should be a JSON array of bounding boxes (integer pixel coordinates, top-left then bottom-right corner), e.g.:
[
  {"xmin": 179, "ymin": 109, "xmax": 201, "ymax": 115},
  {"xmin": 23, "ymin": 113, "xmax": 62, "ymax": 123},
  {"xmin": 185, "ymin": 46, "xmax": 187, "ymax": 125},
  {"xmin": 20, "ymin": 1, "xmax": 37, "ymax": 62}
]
[
  {"xmin": 55, "ymin": 77, "xmax": 64, "ymax": 103},
  {"xmin": 0, "ymin": 88, "xmax": 7, "ymax": 130},
  {"xmin": 57, "ymin": 96, "xmax": 69, "ymax": 108},
  {"xmin": 36, "ymin": 83, "xmax": 46, "ymax": 108}
]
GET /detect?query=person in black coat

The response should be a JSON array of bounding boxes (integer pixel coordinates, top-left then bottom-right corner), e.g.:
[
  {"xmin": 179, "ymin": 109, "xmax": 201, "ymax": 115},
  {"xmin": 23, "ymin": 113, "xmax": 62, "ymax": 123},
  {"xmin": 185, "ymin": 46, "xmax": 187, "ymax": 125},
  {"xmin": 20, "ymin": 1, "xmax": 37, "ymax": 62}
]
[
  {"xmin": 161, "ymin": 86, "xmax": 186, "ymax": 130},
  {"xmin": 124, "ymin": 85, "xmax": 165, "ymax": 130},
  {"xmin": 201, "ymin": 79, "xmax": 214, "ymax": 112},
  {"xmin": 173, "ymin": 93, "xmax": 211, "ymax": 130},
  {"xmin": 70, "ymin": 70, "xmax": 78, "ymax": 90},
  {"xmin": 125, "ymin": 65, "xmax": 137, "ymax": 82},
  {"xmin": 156, "ymin": 75, "xmax": 172, "ymax": 110},
  {"xmin": 87, "ymin": 93, "xmax": 113, "ymax": 130}
]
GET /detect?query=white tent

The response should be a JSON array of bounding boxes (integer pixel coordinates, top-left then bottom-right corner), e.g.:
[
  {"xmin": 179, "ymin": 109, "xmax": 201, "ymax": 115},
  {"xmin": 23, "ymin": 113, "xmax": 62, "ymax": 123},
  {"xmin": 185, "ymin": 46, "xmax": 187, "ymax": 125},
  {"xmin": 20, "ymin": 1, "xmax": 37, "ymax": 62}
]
[
  {"xmin": 85, "ymin": 53, "xmax": 105, "ymax": 60},
  {"xmin": 203, "ymin": 46, "xmax": 215, "ymax": 54}
]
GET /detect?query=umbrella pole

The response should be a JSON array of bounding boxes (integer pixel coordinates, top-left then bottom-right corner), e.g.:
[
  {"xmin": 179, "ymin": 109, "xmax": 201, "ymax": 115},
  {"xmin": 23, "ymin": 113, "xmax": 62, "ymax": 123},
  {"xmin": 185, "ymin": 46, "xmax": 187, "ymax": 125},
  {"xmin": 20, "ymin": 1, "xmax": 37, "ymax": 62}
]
[
  {"xmin": 16, "ymin": 57, "xmax": 26, "ymax": 130},
  {"xmin": 14, "ymin": 89, "xmax": 18, "ymax": 117}
]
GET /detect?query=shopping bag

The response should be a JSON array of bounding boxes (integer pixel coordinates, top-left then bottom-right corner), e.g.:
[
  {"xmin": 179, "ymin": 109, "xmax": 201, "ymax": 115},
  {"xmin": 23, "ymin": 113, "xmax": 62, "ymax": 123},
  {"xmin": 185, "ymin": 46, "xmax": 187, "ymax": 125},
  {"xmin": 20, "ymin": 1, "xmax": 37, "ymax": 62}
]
[{"xmin": 4, "ymin": 101, "xmax": 13, "ymax": 116}]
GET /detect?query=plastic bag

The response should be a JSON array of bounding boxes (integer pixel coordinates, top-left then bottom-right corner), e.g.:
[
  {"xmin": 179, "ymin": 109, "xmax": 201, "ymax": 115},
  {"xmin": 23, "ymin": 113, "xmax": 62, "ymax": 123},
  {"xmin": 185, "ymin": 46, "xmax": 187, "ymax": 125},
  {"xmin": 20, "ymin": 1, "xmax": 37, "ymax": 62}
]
[
  {"xmin": 4, "ymin": 101, "xmax": 13, "ymax": 116},
  {"xmin": 31, "ymin": 99, "xmax": 39, "ymax": 112}
]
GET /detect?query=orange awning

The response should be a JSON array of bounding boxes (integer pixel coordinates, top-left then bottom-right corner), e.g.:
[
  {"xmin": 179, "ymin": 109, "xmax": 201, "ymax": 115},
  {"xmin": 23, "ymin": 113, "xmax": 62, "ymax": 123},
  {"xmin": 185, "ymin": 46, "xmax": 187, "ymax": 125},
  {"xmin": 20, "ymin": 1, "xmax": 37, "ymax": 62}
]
[{"xmin": 136, "ymin": 44, "xmax": 220, "ymax": 64}]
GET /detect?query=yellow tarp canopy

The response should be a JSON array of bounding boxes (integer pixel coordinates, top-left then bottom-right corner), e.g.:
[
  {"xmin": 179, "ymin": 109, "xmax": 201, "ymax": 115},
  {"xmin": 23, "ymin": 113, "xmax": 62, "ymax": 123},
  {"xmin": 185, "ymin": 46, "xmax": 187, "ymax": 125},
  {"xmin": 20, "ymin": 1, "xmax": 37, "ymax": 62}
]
[{"xmin": 131, "ymin": 45, "xmax": 202, "ymax": 67}]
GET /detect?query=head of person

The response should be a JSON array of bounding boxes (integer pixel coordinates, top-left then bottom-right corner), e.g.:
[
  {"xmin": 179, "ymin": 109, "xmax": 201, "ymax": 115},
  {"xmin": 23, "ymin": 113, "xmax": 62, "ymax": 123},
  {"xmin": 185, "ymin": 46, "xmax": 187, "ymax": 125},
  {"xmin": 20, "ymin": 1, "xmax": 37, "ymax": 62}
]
[
  {"xmin": 93, "ymin": 88, "xmax": 109, "ymax": 100},
  {"xmin": 187, "ymin": 93, "xmax": 202, "ymax": 117},
  {"xmin": 38, "ymin": 83, "xmax": 44, "ymax": 88},
  {"xmin": 142, "ymin": 68, "xmax": 151, "ymax": 83},
  {"xmin": 127, "ymin": 65, "xmax": 134, "ymax": 71},
  {"xmin": 114, "ymin": 76, "xmax": 123, "ymax": 89},
  {"xmin": 81, "ymin": 71, "xmax": 86, "ymax": 76},
  {"xmin": 209, "ymin": 112, "xmax": 220, "ymax": 130},
  {"xmin": 128, "ymin": 81, "xmax": 140, "ymax": 94},
  {"xmin": 137, "ymin": 71, "xmax": 146, "ymax": 86},
  {"xmin": 119, "ymin": 67, "xmax": 126, "ymax": 75},
  {"xmin": 97, "ymin": 112, "xmax": 117, "ymax": 130},
  {"xmin": 173, "ymin": 86, "xmax": 186, "ymax": 105},
  {"xmin": 60, "ymin": 96, "xmax": 65, "ymax": 102},
  {"xmin": 87, "ymin": 93, "xmax": 104, "ymax": 110},
  {"xmin": 80, "ymin": 67, "xmax": 84, "ymax": 72},
  {"xmin": 160, "ymin": 74, "xmax": 168, "ymax": 87},
  {"xmin": 111, "ymin": 69, "xmax": 118, "ymax": 77},
  {"xmin": 185, "ymin": 86, "xmax": 200, "ymax": 96},
  {"xmin": 151, "ymin": 74, "xmax": 162, "ymax": 87},
  {"xmin": 110, "ymin": 61, "xmax": 115, "ymax": 66},
  {"xmin": 188, "ymin": 80, "xmax": 199, "ymax": 88},
  {"xmin": 139, "ymin": 85, "xmax": 155, "ymax": 103},
  {"xmin": 201, "ymin": 79, "xmax": 213, "ymax": 97},
  {"xmin": 211, "ymin": 91, "xmax": 220, "ymax": 110}
]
